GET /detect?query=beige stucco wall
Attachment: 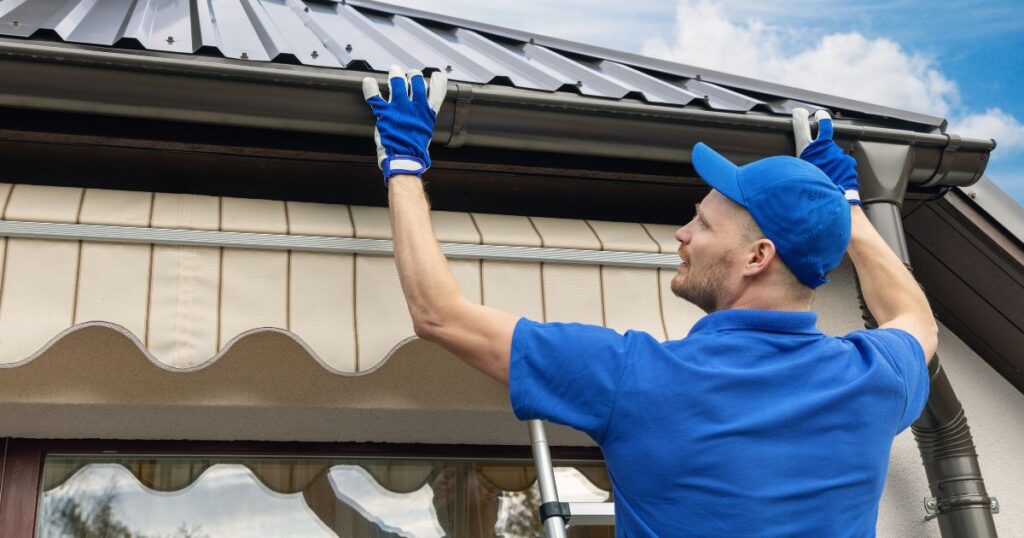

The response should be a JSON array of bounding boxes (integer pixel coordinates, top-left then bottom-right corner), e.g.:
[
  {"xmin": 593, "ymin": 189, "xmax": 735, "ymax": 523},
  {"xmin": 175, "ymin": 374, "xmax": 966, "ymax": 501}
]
[{"xmin": 816, "ymin": 259, "xmax": 1023, "ymax": 536}]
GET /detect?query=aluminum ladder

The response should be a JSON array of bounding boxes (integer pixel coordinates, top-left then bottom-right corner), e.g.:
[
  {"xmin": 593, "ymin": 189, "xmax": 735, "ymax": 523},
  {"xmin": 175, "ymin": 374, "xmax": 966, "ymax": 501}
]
[{"xmin": 528, "ymin": 419, "xmax": 615, "ymax": 536}]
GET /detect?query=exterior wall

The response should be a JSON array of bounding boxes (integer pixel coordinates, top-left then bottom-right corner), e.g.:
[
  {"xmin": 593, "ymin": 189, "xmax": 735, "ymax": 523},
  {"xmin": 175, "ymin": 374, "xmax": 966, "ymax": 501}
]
[{"xmin": 816, "ymin": 259, "xmax": 1023, "ymax": 536}]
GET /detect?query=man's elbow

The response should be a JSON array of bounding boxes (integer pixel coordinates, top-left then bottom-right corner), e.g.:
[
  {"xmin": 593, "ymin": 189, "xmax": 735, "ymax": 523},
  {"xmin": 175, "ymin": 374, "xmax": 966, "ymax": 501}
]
[
  {"xmin": 411, "ymin": 311, "xmax": 445, "ymax": 341},
  {"xmin": 410, "ymin": 299, "xmax": 461, "ymax": 341}
]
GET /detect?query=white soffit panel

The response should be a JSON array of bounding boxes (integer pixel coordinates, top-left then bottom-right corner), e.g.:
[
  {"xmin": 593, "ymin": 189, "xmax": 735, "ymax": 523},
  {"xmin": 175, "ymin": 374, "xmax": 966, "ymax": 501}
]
[{"xmin": 0, "ymin": 184, "xmax": 691, "ymax": 372}]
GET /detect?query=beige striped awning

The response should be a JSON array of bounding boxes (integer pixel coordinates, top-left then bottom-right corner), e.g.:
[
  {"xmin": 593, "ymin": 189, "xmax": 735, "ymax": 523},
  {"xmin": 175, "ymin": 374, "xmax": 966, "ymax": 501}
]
[{"xmin": 0, "ymin": 183, "xmax": 704, "ymax": 444}]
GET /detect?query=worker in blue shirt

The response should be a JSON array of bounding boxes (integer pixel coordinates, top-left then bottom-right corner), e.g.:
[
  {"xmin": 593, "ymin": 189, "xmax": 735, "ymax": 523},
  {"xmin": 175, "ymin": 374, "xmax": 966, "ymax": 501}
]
[{"xmin": 363, "ymin": 65, "xmax": 933, "ymax": 537}]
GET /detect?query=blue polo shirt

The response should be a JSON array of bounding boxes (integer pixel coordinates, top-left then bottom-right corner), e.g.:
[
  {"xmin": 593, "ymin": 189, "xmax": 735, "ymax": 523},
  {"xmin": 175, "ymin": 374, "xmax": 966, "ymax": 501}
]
[{"xmin": 510, "ymin": 309, "xmax": 929, "ymax": 537}]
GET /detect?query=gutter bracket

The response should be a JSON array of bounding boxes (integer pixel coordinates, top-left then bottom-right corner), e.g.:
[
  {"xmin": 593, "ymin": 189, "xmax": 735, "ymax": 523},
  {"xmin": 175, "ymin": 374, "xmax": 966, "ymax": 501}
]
[
  {"xmin": 446, "ymin": 82, "xmax": 473, "ymax": 148},
  {"xmin": 920, "ymin": 133, "xmax": 962, "ymax": 188}
]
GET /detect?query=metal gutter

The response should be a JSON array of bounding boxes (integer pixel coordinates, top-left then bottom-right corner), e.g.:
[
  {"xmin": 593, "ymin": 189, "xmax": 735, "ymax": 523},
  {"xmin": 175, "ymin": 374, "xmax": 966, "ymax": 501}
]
[
  {"xmin": 0, "ymin": 220, "xmax": 681, "ymax": 269},
  {"xmin": 0, "ymin": 38, "xmax": 995, "ymax": 189}
]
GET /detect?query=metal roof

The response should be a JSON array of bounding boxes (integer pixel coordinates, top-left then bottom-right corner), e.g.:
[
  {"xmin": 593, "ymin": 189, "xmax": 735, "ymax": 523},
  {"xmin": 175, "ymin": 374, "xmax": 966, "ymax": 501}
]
[{"xmin": 0, "ymin": 0, "xmax": 946, "ymax": 130}]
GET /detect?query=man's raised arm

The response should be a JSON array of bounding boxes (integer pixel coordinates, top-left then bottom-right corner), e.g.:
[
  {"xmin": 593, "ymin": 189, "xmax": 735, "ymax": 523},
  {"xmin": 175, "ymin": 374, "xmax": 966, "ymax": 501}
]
[
  {"xmin": 364, "ymin": 65, "xmax": 518, "ymax": 383},
  {"xmin": 794, "ymin": 109, "xmax": 938, "ymax": 361},
  {"xmin": 846, "ymin": 205, "xmax": 938, "ymax": 361}
]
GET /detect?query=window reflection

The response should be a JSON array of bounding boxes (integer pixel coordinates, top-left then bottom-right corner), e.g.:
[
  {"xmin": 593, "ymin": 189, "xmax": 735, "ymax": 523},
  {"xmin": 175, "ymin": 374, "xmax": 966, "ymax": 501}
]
[
  {"xmin": 37, "ymin": 456, "xmax": 613, "ymax": 538},
  {"xmin": 328, "ymin": 466, "xmax": 445, "ymax": 537}
]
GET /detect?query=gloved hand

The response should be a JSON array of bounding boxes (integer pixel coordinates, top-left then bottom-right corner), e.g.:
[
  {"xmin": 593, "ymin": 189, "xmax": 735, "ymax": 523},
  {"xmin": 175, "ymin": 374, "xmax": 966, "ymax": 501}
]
[
  {"xmin": 792, "ymin": 108, "xmax": 861, "ymax": 205},
  {"xmin": 362, "ymin": 64, "xmax": 447, "ymax": 183}
]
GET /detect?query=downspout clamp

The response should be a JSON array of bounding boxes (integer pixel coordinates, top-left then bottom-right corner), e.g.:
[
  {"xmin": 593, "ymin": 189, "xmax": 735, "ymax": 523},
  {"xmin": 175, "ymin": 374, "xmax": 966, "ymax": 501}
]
[{"xmin": 852, "ymin": 140, "xmax": 999, "ymax": 537}]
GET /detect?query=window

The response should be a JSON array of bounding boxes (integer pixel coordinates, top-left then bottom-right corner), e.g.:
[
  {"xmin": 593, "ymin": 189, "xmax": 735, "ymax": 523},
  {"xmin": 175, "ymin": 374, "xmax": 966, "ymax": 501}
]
[{"xmin": 37, "ymin": 455, "xmax": 612, "ymax": 537}]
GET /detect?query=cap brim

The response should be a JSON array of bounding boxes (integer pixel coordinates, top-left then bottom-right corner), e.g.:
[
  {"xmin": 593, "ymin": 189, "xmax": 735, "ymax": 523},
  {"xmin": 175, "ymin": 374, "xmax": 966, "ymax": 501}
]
[{"xmin": 692, "ymin": 142, "xmax": 746, "ymax": 207}]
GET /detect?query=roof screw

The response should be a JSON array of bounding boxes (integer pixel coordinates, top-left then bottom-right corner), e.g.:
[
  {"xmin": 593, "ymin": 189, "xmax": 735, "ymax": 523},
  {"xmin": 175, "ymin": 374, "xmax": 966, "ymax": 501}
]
[
  {"xmin": 12, "ymin": 20, "xmax": 20, "ymax": 27},
  {"xmin": 529, "ymin": 38, "xmax": 535, "ymax": 45},
  {"xmin": 969, "ymin": 191, "xmax": 977, "ymax": 199},
  {"xmin": 311, "ymin": 50, "xmax": 319, "ymax": 59},
  {"xmin": 695, "ymin": 74, "xmax": 702, "ymax": 80},
  {"xmin": 345, "ymin": 43, "xmax": 353, "ymax": 53},
  {"xmin": 304, "ymin": 6, "xmax": 309, "ymax": 12},
  {"xmin": 703, "ymin": 95, "xmax": 709, "ymax": 100},
  {"xmin": 576, "ymin": 80, "xmax": 583, "ymax": 87},
  {"xmin": 445, "ymin": 64, "xmax": 453, "ymax": 73},
  {"xmin": 240, "ymin": 52, "xmax": 249, "ymax": 59},
  {"xmin": 166, "ymin": 36, "xmax": 174, "ymax": 44}
]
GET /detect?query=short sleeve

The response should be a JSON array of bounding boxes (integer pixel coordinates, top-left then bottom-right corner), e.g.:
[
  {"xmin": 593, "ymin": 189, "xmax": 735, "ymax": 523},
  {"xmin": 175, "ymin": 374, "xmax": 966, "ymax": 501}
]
[
  {"xmin": 860, "ymin": 328, "xmax": 931, "ymax": 433},
  {"xmin": 509, "ymin": 318, "xmax": 634, "ymax": 442}
]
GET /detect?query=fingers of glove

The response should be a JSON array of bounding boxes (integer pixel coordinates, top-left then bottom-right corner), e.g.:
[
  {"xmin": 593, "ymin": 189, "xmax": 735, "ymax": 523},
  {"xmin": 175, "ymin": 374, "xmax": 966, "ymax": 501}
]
[
  {"xmin": 362, "ymin": 77, "xmax": 381, "ymax": 102},
  {"xmin": 388, "ymin": 64, "xmax": 409, "ymax": 102},
  {"xmin": 813, "ymin": 109, "xmax": 834, "ymax": 141},
  {"xmin": 792, "ymin": 108, "xmax": 813, "ymax": 156},
  {"xmin": 427, "ymin": 71, "xmax": 448, "ymax": 115},
  {"xmin": 362, "ymin": 77, "xmax": 388, "ymax": 114},
  {"xmin": 407, "ymin": 69, "xmax": 427, "ymax": 104}
]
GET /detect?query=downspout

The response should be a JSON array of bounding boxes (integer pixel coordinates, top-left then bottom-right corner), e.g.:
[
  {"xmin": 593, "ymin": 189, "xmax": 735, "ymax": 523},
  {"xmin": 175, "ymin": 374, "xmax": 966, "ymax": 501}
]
[{"xmin": 852, "ymin": 140, "xmax": 999, "ymax": 536}]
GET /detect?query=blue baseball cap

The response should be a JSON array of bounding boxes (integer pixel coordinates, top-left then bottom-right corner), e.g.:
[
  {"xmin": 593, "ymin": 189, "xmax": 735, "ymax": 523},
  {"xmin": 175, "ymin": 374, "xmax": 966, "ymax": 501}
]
[{"xmin": 691, "ymin": 142, "xmax": 850, "ymax": 289}]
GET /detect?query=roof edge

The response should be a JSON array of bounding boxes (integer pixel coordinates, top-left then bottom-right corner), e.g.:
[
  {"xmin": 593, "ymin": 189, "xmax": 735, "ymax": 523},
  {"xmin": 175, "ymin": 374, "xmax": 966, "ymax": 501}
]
[
  {"xmin": 346, "ymin": 0, "xmax": 948, "ymax": 130},
  {"xmin": 957, "ymin": 177, "xmax": 1024, "ymax": 247},
  {"xmin": 0, "ymin": 37, "xmax": 994, "ymax": 191}
]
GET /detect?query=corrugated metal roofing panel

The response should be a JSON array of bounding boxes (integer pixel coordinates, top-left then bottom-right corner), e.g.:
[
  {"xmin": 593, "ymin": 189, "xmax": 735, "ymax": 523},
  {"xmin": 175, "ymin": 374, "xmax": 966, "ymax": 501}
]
[
  {"xmin": 123, "ymin": 0, "xmax": 199, "ymax": 55},
  {"xmin": 445, "ymin": 28, "xmax": 563, "ymax": 90},
  {"xmin": 0, "ymin": 0, "xmax": 942, "ymax": 128},
  {"xmin": 592, "ymin": 61, "xmax": 702, "ymax": 106}
]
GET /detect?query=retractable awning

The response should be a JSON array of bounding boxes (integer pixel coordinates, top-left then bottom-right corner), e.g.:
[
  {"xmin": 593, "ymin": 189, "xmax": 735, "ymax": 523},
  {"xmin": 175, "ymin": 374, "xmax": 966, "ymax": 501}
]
[{"xmin": 0, "ymin": 183, "xmax": 702, "ymax": 444}]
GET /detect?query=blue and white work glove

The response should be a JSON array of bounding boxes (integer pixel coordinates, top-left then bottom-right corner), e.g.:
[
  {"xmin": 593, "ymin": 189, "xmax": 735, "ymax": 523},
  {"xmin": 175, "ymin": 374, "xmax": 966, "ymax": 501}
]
[
  {"xmin": 362, "ymin": 64, "xmax": 448, "ymax": 183},
  {"xmin": 793, "ymin": 108, "xmax": 861, "ymax": 206}
]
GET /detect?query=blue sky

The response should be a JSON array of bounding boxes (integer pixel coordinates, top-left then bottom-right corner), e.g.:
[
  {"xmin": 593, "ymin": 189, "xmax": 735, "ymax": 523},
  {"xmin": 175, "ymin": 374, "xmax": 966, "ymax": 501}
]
[{"xmin": 388, "ymin": 0, "xmax": 1024, "ymax": 205}]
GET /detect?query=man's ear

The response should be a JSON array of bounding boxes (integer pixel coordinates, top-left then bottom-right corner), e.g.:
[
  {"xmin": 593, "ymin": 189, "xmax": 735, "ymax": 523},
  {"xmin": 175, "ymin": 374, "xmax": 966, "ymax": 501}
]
[{"xmin": 743, "ymin": 238, "xmax": 776, "ymax": 277}]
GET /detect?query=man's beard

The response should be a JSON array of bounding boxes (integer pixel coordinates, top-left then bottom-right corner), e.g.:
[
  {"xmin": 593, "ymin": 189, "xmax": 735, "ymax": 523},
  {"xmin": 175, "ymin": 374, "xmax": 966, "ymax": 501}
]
[{"xmin": 671, "ymin": 257, "xmax": 729, "ymax": 313}]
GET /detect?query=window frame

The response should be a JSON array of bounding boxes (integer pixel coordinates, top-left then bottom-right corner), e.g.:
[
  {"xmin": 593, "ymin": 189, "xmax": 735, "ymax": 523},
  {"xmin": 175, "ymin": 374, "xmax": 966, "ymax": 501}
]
[{"xmin": 1, "ymin": 437, "xmax": 603, "ymax": 537}]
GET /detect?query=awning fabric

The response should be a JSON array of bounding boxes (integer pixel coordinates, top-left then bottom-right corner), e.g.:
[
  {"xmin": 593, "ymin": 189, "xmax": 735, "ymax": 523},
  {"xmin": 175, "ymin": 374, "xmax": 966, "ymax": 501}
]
[
  {"xmin": 0, "ymin": 183, "xmax": 704, "ymax": 443},
  {"xmin": 0, "ymin": 183, "xmax": 701, "ymax": 369}
]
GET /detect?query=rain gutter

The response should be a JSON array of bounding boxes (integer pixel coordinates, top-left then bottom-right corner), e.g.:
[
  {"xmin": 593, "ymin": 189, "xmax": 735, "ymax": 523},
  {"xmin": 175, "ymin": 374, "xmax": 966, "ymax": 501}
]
[{"xmin": 0, "ymin": 38, "xmax": 995, "ymax": 190}]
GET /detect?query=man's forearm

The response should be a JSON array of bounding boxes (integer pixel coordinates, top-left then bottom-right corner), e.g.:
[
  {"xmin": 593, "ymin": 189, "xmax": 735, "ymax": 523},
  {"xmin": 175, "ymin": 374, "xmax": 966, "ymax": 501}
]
[
  {"xmin": 847, "ymin": 205, "xmax": 932, "ymax": 327},
  {"xmin": 388, "ymin": 175, "xmax": 462, "ymax": 333}
]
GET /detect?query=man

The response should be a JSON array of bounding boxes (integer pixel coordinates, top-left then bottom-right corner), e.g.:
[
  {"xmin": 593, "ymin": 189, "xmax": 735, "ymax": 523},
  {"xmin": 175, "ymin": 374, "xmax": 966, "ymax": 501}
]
[{"xmin": 363, "ymin": 65, "xmax": 934, "ymax": 537}]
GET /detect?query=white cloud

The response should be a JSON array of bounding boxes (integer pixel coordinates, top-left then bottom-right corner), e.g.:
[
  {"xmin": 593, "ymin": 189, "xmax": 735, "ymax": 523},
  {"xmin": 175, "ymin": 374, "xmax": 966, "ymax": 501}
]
[
  {"xmin": 642, "ymin": 0, "xmax": 960, "ymax": 116},
  {"xmin": 953, "ymin": 108, "xmax": 1024, "ymax": 152}
]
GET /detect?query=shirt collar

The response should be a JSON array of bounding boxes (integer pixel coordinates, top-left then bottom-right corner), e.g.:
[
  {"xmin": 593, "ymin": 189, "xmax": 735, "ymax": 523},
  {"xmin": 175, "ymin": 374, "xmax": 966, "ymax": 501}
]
[{"xmin": 687, "ymin": 308, "xmax": 821, "ymax": 337}]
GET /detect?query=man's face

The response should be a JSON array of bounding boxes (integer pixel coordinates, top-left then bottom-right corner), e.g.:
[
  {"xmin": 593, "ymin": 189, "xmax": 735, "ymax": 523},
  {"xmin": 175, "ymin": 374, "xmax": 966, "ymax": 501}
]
[{"xmin": 670, "ymin": 190, "xmax": 750, "ymax": 313}]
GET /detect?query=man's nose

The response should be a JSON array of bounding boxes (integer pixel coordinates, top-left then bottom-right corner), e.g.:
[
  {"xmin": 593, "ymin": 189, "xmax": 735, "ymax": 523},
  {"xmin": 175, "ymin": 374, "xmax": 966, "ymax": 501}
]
[{"xmin": 675, "ymin": 224, "xmax": 690, "ymax": 245}]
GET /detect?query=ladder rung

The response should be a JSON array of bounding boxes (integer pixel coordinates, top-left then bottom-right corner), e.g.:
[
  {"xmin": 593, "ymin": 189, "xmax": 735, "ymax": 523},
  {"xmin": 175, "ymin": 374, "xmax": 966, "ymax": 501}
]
[{"xmin": 566, "ymin": 502, "xmax": 615, "ymax": 526}]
